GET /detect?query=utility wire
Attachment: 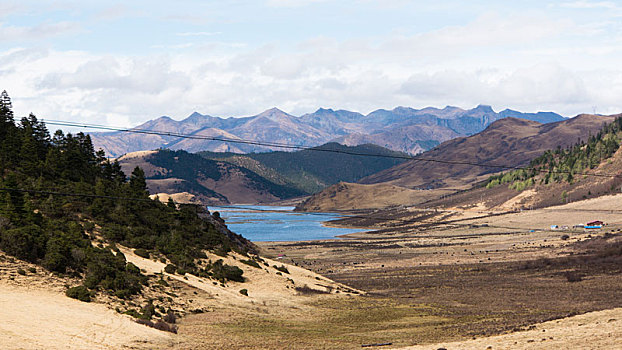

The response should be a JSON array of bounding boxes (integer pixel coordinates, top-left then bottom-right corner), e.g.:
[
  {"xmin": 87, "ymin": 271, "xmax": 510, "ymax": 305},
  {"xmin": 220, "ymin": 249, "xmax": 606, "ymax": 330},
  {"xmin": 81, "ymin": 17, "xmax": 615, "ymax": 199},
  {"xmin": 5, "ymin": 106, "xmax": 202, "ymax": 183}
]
[{"xmin": 42, "ymin": 119, "xmax": 622, "ymax": 180}]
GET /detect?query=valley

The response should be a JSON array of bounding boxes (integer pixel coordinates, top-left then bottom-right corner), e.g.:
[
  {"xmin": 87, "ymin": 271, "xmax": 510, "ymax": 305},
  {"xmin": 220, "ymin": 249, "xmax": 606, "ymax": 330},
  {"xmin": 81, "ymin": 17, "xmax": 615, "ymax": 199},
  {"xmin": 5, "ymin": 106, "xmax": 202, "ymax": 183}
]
[
  {"xmin": 5, "ymin": 2, "xmax": 622, "ymax": 349},
  {"xmin": 254, "ymin": 194, "xmax": 622, "ymax": 348},
  {"xmin": 2, "ymin": 94, "xmax": 622, "ymax": 349}
]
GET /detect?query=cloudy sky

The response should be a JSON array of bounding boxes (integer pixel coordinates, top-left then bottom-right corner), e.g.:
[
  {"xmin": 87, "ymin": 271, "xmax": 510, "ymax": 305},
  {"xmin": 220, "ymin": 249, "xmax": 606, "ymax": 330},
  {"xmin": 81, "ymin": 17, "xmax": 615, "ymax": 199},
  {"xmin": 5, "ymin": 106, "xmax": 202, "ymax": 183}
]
[{"xmin": 2, "ymin": 1, "xmax": 622, "ymax": 126}]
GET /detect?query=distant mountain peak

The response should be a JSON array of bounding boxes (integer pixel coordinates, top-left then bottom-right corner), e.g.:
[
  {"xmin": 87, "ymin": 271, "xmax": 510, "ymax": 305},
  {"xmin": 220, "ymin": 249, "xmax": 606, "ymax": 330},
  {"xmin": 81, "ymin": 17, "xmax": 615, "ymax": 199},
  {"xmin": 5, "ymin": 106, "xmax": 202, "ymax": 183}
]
[
  {"xmin": 474, "ymin": 104, "xmax": 495, "ymax": 113},
  {"xmin": 315, "ymin": 107, "xmax": 335, "ymax": 113},
  {"xmin": 181, "ymin": 111, "xmax": 209, "ymax": 123},
  {"xmin": 261, "ymin": 107, "xmax": 287, "ymax": 115}
]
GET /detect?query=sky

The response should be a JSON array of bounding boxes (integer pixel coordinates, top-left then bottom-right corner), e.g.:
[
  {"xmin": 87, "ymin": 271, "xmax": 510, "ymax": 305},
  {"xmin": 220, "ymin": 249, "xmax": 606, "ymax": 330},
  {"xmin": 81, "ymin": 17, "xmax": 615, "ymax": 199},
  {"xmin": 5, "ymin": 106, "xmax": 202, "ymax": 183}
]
[{"xmin": 2, "ymin": 0, "xmax": 622, "ymax": 126}]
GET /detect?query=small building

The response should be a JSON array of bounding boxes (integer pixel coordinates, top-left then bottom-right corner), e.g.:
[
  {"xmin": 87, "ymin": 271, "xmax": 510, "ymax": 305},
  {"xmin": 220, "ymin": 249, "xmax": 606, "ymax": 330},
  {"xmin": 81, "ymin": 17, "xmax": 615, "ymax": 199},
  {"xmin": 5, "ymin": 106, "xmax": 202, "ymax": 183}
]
[
  {"xmin": 551, "ymin": 225, "xmax": 559, "ymax": 230},
  {"xmin": 586, "ymin": 220, "xmax": 604, "ymax": 226}
]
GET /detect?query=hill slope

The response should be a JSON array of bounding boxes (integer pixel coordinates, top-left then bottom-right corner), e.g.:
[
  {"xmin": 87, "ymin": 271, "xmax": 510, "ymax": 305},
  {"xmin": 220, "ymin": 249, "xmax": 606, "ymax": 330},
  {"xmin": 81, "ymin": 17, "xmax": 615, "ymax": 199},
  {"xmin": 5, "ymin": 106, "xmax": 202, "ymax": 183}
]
[
  {"xmin": 200, "ymin": 143, "xmax": 409, "ymax": 194},
  {"xmin": 361, "ymin": 114, "xmax": 617, "ymax": 189},
  {"xmin": 296, "ymin": 114, "xmax": 617, "ymax": 211},
  {"xmin": 0, "ymin": 101, "xmax": 260, "ymax": 314},
  {"xmin": 118, "ymin": 149, "xmax": 306, "ymax": 204}
]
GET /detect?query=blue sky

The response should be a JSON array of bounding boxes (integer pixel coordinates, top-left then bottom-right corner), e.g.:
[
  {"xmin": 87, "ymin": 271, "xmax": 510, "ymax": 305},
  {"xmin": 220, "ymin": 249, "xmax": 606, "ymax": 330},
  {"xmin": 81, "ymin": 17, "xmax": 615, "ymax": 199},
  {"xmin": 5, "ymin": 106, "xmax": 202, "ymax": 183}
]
[{"xmin": 2, "ymin": 1, "xmax": 622, "ymax": 126}]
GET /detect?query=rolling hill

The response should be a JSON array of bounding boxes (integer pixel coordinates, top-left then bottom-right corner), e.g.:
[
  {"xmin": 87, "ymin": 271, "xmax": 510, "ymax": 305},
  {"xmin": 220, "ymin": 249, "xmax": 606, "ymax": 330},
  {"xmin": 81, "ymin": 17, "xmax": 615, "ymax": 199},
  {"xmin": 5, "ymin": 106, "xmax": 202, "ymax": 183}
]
[
  {"xmin": 360, "ymin": 114, "xmax": 617, "ymax": 189},
  {"xmin": 297, "ymin": 114, "xmax": 618, "ymax": 211},
  {"xmin": 200, "ymin": 143, "xmax": 409, "ymax": 194},
  {"xmin": 118, "ymin": 149, "xmax": 306, "ymax": 204}
]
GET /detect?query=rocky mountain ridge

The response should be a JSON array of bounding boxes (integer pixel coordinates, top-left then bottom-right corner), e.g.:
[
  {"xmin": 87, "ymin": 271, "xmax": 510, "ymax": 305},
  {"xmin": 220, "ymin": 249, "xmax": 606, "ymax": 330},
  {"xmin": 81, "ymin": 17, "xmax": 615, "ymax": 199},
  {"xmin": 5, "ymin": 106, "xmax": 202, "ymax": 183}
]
[{"xmin": 91, "ymin": 105, "xmax": 565, "ymax": 157}]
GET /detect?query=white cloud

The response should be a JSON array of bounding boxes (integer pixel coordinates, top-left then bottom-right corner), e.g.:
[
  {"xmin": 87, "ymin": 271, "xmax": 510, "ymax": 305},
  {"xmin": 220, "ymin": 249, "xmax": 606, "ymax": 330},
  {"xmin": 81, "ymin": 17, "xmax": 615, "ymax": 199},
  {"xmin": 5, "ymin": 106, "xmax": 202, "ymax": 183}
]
[
  {"xmin": 94, "ymin": 4, "xmax": 130, "ymax": 20},
  {"xmin": 560, "ymin": 1, "xmax": 617, "ymax": 9},
  {"xmin": 1, "ymin": 6, "xmax": 621, "ymax": 127},
  {"xmin": 399, "ymin": 63, "xmax": 589, "ymax": 114},
  {"xmin": 176, "ymin": 31, "xmax": 221, "ymax": 36},
  {"xmin": 266, "ymin": 0, "xmax": 329, "ymax": 8},
  {"xmin": 0, "ymin": 21, "xmax": 80, "ymax": 41}
]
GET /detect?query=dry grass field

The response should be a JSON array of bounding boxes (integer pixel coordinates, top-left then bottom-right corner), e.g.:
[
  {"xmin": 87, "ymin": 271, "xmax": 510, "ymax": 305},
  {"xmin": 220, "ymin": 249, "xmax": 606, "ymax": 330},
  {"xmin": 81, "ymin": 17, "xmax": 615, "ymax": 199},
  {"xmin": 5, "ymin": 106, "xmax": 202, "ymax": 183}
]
[{"xmin": 254, "ymin": 194, "xmax": 622, "ymax": 348}]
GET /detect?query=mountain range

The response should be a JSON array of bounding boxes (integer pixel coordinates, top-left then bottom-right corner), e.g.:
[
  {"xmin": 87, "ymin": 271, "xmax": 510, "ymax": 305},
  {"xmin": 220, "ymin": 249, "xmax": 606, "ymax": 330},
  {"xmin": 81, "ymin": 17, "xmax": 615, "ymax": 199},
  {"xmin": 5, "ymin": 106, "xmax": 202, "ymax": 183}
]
[{"xmin": 91, "ymin": 105, "xmax": 564, "ymax": 157}]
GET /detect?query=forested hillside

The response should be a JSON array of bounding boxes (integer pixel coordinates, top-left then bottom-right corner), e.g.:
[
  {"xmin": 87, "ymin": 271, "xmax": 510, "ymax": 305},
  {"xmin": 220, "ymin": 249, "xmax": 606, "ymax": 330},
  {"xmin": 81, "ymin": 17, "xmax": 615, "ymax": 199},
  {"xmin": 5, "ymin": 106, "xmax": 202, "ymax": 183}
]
[
  {"xmin": 0, "ymin": 92, "xmax": 254, "ymax": 303},
  {"xmin": 487, "ymin": 116, "xmax": 622, "ymax": 191},
  {"xmin": 118, "ymin": 149, "xmax": 306, "ymax": 204},
  {"xmin": 420, "ymin": 114, "xmax": 622, "ymax": 211},
  {"xmin": 200, "ymin": 143, "xmax": 409, "ymax": 193}
]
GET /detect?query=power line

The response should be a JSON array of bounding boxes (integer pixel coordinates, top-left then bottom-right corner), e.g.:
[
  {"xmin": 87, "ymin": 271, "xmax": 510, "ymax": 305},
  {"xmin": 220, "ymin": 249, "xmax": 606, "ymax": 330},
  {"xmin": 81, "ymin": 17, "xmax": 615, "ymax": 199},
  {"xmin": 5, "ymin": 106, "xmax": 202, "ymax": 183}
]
[{"xmin": 42, "ymin": 119, "xmax": 622, "ymax": 180}]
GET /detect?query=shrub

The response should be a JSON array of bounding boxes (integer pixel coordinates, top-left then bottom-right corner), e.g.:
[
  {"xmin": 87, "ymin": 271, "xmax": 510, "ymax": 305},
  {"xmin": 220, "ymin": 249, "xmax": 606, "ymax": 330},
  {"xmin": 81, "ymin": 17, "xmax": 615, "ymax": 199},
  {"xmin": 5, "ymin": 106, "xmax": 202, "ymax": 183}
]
[
  {"xmin": 134, "ymin": 248, "xmax": 150, "ymax": 259},
  {"xmin": 164, "ymin": 264, "xmax": 177, "ymax": 274},
  {"xmin": 565, "ymin": 271, "xmax": 583, "ymax": 282},
  {"xmin": 135, "ymin": 317, "xmax": 179, "ymax": 334},
  {"xmin": 274, "ymin": 265, "xmax": 289, "ymax": 274},
  {"xmin": 66, "ymin": 285, "xmax": 92, "ymax": 302},
  {"xmin": 124, "ymin": 309, "xmax": 142, "ymax": 318},
  {"xmin": 163, "ymin": 309, "xmax": 176, "ymax": 324},
  {"xmin": 210, "ymin": 259, "xmax": 245, "ymax": 282},
  {"xmin": 153, "ymin": 320, "xmax": 178, "ymax": 334},
  {"xmin": 28, "ymin": 267, "xmax": 36, "ymax": 273},
  {"xmin": 561, "ymin": 234, "xmax": 570, "ymax": 240},
  {"xmin": 240, "ymin": 259, "xmax": 261, "ymax": 268},
  {"xmin": 17, "ymin": 268, "xmax": 26, "ymax": 275},
  {"xmin": 295, "ymin": 285, "xmax": 330, "ymax": 295},
  {"xmin": 239, "ymin": 288, "xmax": 248, "ymax": 296}
]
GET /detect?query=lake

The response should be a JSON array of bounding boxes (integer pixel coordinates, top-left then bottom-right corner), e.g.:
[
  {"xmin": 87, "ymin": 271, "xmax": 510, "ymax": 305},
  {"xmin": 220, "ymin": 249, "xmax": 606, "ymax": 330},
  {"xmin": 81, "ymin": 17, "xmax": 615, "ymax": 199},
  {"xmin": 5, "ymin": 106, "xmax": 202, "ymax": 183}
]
[{"xmin": 208, "ymin": 205, "xmax": 367, "ymax": 242}]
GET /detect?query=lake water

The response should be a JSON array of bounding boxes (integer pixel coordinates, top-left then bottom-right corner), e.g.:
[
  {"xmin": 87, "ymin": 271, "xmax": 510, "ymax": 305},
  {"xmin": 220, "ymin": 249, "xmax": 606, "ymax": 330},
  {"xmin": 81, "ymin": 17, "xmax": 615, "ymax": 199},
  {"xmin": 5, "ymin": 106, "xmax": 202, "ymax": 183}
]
[{"xmin": 208, "ymin": 205, "xmax": 366, "ymax": 242}]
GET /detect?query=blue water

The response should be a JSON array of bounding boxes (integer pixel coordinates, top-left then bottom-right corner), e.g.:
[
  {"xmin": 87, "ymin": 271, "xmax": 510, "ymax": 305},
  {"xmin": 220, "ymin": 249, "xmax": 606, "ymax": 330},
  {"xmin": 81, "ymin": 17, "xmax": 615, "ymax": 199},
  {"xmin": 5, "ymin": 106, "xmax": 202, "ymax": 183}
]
[{"xmin": 208, "ymin": 205, "xmax": 366, "ymax": 242}]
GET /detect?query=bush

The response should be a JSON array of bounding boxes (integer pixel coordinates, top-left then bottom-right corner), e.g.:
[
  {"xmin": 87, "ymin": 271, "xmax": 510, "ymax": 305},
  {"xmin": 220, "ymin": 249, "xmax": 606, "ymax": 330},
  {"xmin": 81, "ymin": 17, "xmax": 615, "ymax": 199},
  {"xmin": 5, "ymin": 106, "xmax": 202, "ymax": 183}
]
[
  {"xmin": 274, "ymin": 265, "xmax": 289, "ymax": 274},
  {"xmin": 134, "ymin": 248, "xmax": 150, "ymax": 259},
  {"xmin": 28, "ymin": 267, "xmax": 36, "ymax": 273},
  {"xmin": 241, "ymin": 259, "xmax": 261, "ymax": 268},
  {"xmin": 66, "ymin": 285, "xmax": 92, "ymax": 302},
  {"xmin": 153, "ymin": 320, "xmax": 178, "ymax": 334},
  {"xmin": 295, "ymin": 285, "xmax": 330, "ymax": 295},
  {"xmin": 17, "ymin": 268, "xmax": 26, "ymax": 275},
  {"xmin": 124, "ymin": 309, "xmax": 142, "ymax": 318},
  {"xmin": 135, "ymin": 318, "xmax": 178, "ymax": 334},
  {"xmin": 561, "ymin": 234, "xmax": 570, "ymax": 240},
  {"xmin": 163, "ymin": 309, "xmax": 176, "ymax": 324},
  {"xmin": 164, "ymin": 264, "xmax": 177, "ymax": 274},
  {"xmin": 211, "ymin": 259, "xmax": 244, "ymax": 282},
  {"xmin": 565, "ymin": 271, "xmax": 583, "ymax": 282},
  {"xmin": 239, "ymin": 288, "xmax": 248, "ymax": 296}
]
